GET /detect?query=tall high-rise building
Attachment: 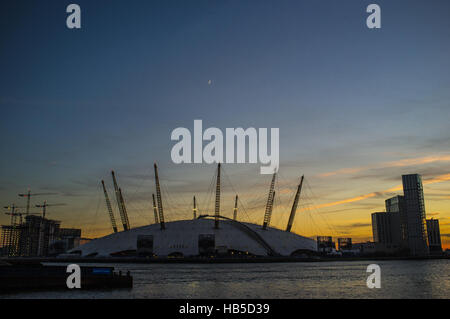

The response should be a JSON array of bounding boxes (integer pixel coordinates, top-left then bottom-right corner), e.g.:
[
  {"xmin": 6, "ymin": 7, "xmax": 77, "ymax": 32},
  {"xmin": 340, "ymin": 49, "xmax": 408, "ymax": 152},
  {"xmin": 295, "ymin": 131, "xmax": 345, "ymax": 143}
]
[
  {"xmin": 402, "ymin": 174, "xmax": 429, "ymax": 256},
  {"xmin": 371, "ymin": 211, "xmax": 401, "ymax": 249},
  {"xmin": 385, "ymin": 195, "xmax": 408, "ymax": 247},
  {"xmin": 426, "ymin": 218, "xmax": 442, "ymax": 253},
  {"xmin": 19, "ymin": 215, "xmax": 61, "ymax": 257}
]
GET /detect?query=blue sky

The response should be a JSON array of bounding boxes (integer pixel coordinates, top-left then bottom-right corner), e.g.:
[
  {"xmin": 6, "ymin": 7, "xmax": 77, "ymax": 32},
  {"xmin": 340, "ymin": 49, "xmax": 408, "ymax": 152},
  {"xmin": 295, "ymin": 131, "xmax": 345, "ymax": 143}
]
[{"xmin": 1, "ymin": 0, "xmax": 450, "ymax": 242}]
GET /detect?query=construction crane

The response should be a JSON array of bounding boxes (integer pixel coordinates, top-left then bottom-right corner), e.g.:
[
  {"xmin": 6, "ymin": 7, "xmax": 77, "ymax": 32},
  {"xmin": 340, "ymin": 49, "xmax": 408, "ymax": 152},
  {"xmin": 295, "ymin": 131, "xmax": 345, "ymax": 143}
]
[
  {"xmin": 153, "ymin": 163, "xmax": 165, "ymax": 230},
  {"xmin": 233, "ymin": 195, "xmax": 238, "ymax": 221},
  {"xmin": 35, "ymin": 201, "xmax": 66, "ymax": 218},
  {"xmin": 18, "ymin": 190, "xmax": 57, "ymax": 215},
  {"xmin": 4, "ymin": 204, "xmax": 25, "ymax": 225},
  {"xmin": 152, "ymin": 194, "xmax": 159, "ymax": 224},
  {"xmin": 101, "ymin": 180, "xmax": 118, "ymax": 233},
  {"xmin": 286, "ymin": 175, "xmax": 304, "ymax": 232},
  {"xmin": 262, "ymin": 172, "xmax": 276, "ymax": 230},
  {"xmin": 214, "ymin": 163, "xmax": 221, "ymax": 229},
  {"xmin": 193, "ymin": 196, "xmax": 198, "ymax": 219},
  {"xmin": 111, "ymin": 171, "xmax": 130, "ymax": 231}
]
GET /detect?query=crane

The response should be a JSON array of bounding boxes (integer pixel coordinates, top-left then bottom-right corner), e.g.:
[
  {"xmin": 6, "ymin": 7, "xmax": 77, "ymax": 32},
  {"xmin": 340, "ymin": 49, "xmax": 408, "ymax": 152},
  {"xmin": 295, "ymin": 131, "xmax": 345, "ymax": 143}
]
[
  {"xmin": 262, "ymin": 172, "xmax": 276, "ymax": 230},
  {"xmin": 35, "ymin": 201, "xmax": 66, "ymax": 218},
  {"xmin": 4, "ymin": 204, "xmax": 25, "ymax": 225},
  {"xmin": 18, "ymin": 190, "xmax": 57, "ymax": 215},
  {"xmin": 101, "ymin": 180, "xmax": 118, "ymax": 233}
]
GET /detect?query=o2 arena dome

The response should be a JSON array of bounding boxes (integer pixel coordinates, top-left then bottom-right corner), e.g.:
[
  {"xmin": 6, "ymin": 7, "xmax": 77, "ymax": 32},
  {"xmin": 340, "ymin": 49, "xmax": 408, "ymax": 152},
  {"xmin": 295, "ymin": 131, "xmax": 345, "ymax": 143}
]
[{"xmin": 68, "ymin": 164, "xmax": 318, "ymax": 258}]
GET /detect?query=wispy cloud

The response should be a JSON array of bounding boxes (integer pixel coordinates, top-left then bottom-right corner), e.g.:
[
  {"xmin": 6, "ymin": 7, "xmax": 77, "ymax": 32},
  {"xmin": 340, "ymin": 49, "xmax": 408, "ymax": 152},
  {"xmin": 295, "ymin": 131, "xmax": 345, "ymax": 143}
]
[
  {"xmin": 302, "ymin": 173, "xmax": 450, "ymax": 211},
  {"xmin": 319, "ymin": 154, "xmax": 450, "ymax": 177}
]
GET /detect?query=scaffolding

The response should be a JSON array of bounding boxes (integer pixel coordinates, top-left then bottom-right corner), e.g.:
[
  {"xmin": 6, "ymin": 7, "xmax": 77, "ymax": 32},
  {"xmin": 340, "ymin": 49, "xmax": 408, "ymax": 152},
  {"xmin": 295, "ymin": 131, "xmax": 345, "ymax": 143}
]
[
  {"xmin": 0, "ymin": 225, "xmax": 24, "ymax": 256},
  {"xmin": 1, "ymin": 215, "xmax": 61, "ymax": 257}
]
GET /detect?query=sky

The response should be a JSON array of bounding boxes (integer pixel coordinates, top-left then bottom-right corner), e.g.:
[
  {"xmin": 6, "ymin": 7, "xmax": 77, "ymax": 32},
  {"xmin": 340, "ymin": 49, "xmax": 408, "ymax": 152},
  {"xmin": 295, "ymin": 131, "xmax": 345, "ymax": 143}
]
[{"xmin": 1, "ymin": 0, "xmax": 450, "ymax": 249}]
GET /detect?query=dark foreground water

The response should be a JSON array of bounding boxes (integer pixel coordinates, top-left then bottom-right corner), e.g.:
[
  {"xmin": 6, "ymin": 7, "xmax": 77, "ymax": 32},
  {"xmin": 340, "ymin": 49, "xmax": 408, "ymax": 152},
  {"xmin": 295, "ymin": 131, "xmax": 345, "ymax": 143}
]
[{"xmin": 2, "ymin": 259, "xmax": 449, "ymax": 299}]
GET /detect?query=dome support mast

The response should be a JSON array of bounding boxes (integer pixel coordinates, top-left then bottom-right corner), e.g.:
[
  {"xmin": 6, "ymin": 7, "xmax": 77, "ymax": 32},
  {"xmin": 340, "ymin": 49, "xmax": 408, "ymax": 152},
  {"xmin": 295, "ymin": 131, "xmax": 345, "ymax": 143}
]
[
  {"xmin": 286, "ymin": 175, "xmax": 304, "ymax": 232},
  {"xmin": 214, "ymin": 163, "xmax": 221, "ymax": 229},
  {"xmin": 262, "ymin": 172, "xmax": 276, "ymax": 230},
  {"xmin": 101, "ymin": 180, "xmax": 118, "ymax": 233},
  {"xmin": 154, "ymin": 163, "xmax": 165, "ymax": 230},
  {"xmin": 152, "ymin": 194, "xmax": 159, "ymax": 224},
  {"xmin": 111, "ymin": 171, "xmax": 130, "ymax": 231},
  {"xmin": 233, "ymin": 195, "xmax": 238, "ymax": 221},
  {"xmin": 193, "ymin": 196, "xmax": 197, "ymax": 219}
]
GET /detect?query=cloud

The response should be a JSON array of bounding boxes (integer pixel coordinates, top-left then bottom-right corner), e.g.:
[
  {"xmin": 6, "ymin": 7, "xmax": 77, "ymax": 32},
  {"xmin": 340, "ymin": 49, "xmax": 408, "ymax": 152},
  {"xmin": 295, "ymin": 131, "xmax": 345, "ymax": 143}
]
[
  {"xmin": 347, "ymin": 222, "xmax": 371, "ymax": 228},
  {"xmin": 301, "ymin": 173, "xmax": 450, "ymax": 211},
  {"xmin": 319, "ymin": 154, "xmax": 450, "ymax": 178},
  {"xmin": 423, "ymin": 173, "xmax": 450, "ymax": 185},
  {"xmin": 332, "ymin": 222, "xmax": 372, "ymax": 235},
  {"xmin": 427, "ymin": 212, "xmax": 440, "ymax": 216}
]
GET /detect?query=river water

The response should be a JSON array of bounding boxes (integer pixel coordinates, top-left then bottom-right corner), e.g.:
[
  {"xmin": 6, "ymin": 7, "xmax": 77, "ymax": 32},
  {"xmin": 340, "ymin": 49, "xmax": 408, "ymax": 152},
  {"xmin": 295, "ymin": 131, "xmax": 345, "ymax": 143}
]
[{"xmin": 2, "ymin": 259, "xmax": 449, "ymax": 299}]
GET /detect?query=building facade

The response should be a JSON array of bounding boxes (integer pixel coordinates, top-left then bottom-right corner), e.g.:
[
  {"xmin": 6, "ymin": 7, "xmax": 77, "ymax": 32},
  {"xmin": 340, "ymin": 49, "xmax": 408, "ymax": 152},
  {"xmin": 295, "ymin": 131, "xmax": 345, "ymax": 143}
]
[
  {"xmin": 371, "ymin": 211, "xmax": 401, "ymax": 250},
  {"xmin": 385, "ymin": 195, "xmax": 408, "ymax": 246},
  {"xmin": 426, "ymin": 218, "xmax": 442, "ymax": 253},
  {"xmin": 337, "ymin": 238, "xmax": 352, "ymax": 251},
  {"xmin": 49, "ymin": 228, "xmax": 82, "ymax": 256},
  {"xmin": 317, "ymin": 236, "xmax": 335, "ymax": 253},
  {"xmin": 18, "ymin": 215, "xmax": 61, "ymax": 257},
  {"xmin": 402, "ymin": 174, "xmax": 429, "ymax": 256},
  {"xmin": 1, "ymin": 216, "xmax": 81, "ymax": 257}
]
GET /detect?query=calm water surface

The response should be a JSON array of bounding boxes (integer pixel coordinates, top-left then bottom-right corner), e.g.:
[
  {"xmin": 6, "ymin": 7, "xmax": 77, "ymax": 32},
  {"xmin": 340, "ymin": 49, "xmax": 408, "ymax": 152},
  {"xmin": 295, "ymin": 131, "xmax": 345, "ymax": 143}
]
[{"xmin": 2, "ymin": 259, "xmax": 449, "ymax": 299}]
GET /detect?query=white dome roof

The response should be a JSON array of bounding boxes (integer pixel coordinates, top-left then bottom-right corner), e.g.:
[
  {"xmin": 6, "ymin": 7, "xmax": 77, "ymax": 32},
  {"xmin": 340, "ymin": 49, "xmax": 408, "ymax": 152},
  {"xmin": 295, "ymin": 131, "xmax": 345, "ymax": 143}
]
[{"xmin": 70, "ymin": 218, "xmax": 317, "ymax": 257}]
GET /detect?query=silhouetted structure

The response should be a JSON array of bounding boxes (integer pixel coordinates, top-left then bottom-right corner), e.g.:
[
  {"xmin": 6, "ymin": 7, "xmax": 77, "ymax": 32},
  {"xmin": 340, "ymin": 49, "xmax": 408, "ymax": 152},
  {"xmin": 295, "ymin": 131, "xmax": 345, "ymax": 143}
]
[
  {"xmin": 19, "ymin": 215, "xmax": 60, "ymax": 257},
  {"xmin": 337, "ymin": 238, "xmax": 352, "ymax": 251},
  {"xmin": 1, "ymin": 216, "xmax": 81, "ymax": 257},
  {"xmin": 262, "ymin": 172, "xmax": 276, "ymax": 230},
  {"xmin": 370, "ymin": 174, "xmax": 435, "ymax": 256},
  {"xmin": 402, "ymin": 174, "xmax": 429, "ymax": 256},
  {"xmin": 49, "ymin": 228, "xmax": 82, "ymax": 255},
  {"xmin": 371, "ymin": 211, "xmax": 401, "ymax": 251},
  {"xmin": 385, "ymin": 195, "xmax": 408, "ymax": 247},
  {"xmin": 426, "ymin": 218, "xmax": 442, "ymax": 253},
  {"xmin": 0, "ymin": 225, "xmax": 24, "ymax": 257},
  {"xmin": 317, "ymin": 236, "xmax": 334, "ymax": 253},
  {"xmin": 286, "ymin": 175, "xmax": 304, "ymax": 232}
]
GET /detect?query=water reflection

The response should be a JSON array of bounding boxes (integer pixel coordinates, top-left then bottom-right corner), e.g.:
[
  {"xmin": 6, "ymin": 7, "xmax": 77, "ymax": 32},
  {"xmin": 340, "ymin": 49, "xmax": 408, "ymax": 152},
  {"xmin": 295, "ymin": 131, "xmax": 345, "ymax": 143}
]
[{"xmin": 2, "ymin": 259, "xmax": 448, "ymax": 299}]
